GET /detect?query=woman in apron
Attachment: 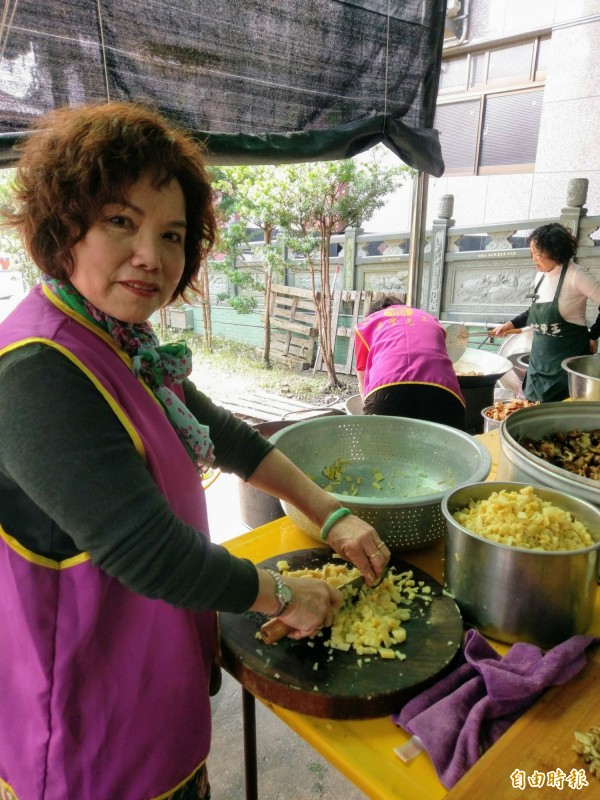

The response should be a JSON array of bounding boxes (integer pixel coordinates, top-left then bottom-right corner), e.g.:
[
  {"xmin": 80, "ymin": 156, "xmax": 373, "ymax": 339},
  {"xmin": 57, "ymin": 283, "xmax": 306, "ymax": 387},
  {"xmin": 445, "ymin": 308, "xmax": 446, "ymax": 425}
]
[{"xmin": 490, "ymin": 223, "xmax": 600, "ymax": 402}]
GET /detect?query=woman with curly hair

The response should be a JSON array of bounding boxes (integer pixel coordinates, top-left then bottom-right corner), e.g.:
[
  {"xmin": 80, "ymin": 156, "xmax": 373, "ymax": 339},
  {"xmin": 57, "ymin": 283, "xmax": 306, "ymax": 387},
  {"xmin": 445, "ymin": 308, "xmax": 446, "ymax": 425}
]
[
  {"xmin": 490, "ymin": 223, "xmax": 600, "ymax": 402},
  {"xmin": 0, "ymin": 102, "xmax": 389, "ymax": 800}
]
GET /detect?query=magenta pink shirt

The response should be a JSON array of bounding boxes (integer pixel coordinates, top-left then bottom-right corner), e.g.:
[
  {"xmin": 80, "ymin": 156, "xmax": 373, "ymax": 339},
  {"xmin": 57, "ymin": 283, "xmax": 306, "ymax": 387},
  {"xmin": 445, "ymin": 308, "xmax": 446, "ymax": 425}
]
[{"xmin": 355, "ymin": 305, "xmax": 464, "ymax": 405}]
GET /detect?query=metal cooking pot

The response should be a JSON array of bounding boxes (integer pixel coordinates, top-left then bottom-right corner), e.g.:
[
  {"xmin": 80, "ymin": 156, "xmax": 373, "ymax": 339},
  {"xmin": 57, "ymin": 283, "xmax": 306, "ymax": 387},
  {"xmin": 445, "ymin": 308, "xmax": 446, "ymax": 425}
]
[
  {"xmin": 506, "ymin": 353, "xmax": 528, "ymax": 384},
  {"xmin": 562, "ymin": 354, "xmax": 600, "ymax": 401},
  {"xmin": 442, "ymin": 481, "xmax": 600, "ymax": 648},
  {"xmin": 480, "ymin": 406, "xmax": 502, "ymax": 432},
  {"xmin": 497, "ymin": 401, "xmax": 600, "ymax": 509},
  {"xmin": 454, "ymin": 348, "xmax": 513, "ymax": 433}
]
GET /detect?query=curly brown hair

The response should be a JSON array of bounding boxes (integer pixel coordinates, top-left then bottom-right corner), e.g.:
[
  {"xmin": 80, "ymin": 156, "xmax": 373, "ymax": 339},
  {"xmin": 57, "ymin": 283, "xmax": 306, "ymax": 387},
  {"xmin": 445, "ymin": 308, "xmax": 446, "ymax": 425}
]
[
  {"xmin": 528, "ymin": 223, "xmax": 578, "ymax": 266},
  {"xmin": 1, "ymin": 102, "xmax": 217, "ymax": 301}
]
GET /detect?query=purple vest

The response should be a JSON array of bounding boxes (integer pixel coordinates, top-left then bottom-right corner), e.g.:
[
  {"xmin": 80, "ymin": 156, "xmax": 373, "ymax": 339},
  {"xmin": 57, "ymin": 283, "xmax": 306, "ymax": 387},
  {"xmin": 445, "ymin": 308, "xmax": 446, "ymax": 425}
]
[{"xmin": 0, "ymin": 286, "xmax": 215, "ymax": 800}]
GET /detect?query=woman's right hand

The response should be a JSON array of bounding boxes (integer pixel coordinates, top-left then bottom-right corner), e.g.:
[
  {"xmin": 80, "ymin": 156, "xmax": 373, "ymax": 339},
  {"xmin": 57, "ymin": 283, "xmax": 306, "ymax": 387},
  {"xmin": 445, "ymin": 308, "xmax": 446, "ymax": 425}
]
[
  {"xmin": 250, "ymin": 569, "xmax": 343, "ymax": 640},
  {"xmin": 489, "ymin": 321, "xmax": 515, "ymax": 338}
]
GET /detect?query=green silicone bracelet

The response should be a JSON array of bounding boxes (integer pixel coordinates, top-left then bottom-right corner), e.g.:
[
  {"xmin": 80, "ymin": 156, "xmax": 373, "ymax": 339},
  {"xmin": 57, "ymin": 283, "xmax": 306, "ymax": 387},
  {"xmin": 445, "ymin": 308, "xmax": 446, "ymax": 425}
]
[{"xmin": 320, "ymin": 507, "xmax": 352, "ymax": 540}]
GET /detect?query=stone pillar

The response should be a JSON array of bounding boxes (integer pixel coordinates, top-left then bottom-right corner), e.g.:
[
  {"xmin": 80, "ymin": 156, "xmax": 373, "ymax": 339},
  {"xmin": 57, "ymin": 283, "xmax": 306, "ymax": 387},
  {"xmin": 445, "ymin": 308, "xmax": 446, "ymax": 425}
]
[
  {"xmin": 559, "ymin": 178, "xmax": 588, "ymax": 238},
  {"xmin": 424, "ymin": 195, "xmax": 454, "ymax": 317},
  {"xmin": 342, "ymin": 226, "xmax": 362, "ymax": 289}
]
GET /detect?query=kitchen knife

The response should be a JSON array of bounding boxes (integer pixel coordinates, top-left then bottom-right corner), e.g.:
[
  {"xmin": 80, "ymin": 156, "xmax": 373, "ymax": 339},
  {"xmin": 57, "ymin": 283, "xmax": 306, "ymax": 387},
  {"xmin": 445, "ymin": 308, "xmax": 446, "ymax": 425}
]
[{"xmin": 259, "ymin": 571, "xmax": 381, "ymax": 645}]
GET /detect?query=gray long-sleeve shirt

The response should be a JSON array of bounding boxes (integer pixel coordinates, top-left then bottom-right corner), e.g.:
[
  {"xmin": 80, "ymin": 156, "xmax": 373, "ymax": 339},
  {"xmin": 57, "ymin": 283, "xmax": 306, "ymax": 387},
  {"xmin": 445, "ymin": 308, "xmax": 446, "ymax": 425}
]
[{"xmin": 0, "ymin": 343, "xmax": 274, "ymax": 613}]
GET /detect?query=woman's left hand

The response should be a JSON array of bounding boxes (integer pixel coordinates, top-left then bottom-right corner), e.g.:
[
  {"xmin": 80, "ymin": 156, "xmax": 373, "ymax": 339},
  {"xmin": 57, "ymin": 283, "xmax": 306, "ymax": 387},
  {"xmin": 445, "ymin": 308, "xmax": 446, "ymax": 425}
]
[
  {"xmin": 324, "ymin": 513, "xmax": 391, "ymax": 585},
  {"xmin": 247, "ymin": 447, "xmax": 391, "ymax": 583}
]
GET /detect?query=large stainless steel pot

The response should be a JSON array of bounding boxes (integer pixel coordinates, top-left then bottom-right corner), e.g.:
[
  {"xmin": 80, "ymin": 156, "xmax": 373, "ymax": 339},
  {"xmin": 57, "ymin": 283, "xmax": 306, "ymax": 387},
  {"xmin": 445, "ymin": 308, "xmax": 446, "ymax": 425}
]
[
  {"xmin": 516, "ymin": 353, "xmax": 529, "ymax": 373},
  {"xmin": 562, "ymin": 354, "xmax": 600, "ymax": 401},
  {"xmin": 442, "ymin": 481, "xmax": 600, "ymax": 648},
  {"xmin": 497, "ymin": 401, "xmax": 600, "ymax": 509},
  {"xmin": 507, "ymin": 353, "xmax": 528, "ymax": 384}
]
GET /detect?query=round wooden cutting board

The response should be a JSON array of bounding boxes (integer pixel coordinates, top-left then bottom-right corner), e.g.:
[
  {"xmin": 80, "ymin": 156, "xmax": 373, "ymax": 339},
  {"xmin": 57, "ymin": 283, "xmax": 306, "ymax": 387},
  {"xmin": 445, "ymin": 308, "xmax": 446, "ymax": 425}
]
[{"xmin": 218, "ymin": 548, "xmax": 464, "ymax": 720}]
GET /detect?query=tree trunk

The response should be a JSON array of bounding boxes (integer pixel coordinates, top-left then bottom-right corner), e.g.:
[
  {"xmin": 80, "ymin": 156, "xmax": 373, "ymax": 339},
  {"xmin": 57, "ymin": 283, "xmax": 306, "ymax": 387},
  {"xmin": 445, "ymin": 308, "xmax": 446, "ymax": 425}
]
[
  {"xmin": 158, "ymin": 307, "xmax": 168, "ymax": 340},
  {"xmin": 262, "ymin": 229, "xmax": 273, "ymax": 367},
  {"xmin": 200, "ymin": 263, "xmax": 212, "ymax": 353},
  {"xmin": 263, "ymin": 268, "xmax": 272, "ymax": 367},
  {"xmin": 309, "ymin": 241, "xmax": 339, "ymax": 388},
  {"xmin": 317, "ymin": 234, "xmax": 339, "ymax": 387}
]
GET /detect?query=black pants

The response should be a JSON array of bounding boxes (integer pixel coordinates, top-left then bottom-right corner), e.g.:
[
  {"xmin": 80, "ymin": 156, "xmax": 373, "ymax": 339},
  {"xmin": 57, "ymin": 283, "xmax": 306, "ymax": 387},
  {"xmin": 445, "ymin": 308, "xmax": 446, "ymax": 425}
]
[{"xmin": 363, "ymin": 384, "xmax": 466, "ymax": 431}]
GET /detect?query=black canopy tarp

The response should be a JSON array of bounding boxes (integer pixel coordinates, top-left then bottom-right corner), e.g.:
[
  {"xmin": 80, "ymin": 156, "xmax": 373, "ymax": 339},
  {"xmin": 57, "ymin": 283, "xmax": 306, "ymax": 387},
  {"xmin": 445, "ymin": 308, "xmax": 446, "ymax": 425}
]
[{"xmin": 0, "ymin": 0, "xmax": 445, "ymax": 173}]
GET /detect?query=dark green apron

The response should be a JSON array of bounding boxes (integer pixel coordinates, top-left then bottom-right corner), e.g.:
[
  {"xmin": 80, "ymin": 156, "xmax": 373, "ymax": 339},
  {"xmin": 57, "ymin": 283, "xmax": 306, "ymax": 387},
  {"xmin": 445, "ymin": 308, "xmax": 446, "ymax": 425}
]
[{"xmin": 524, "ymin": 264, "xmax": 591, "ymax": 402}]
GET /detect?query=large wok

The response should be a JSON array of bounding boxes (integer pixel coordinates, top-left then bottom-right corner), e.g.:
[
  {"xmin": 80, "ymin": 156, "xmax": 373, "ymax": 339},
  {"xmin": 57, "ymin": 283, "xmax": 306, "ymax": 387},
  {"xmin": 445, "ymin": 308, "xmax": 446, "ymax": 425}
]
[
  {"xmin": 452, "ymin": 347, "xmax": 513, "ymax": 387},
  {"xmin": 452, "ymin": 348, "xmax": 513, "ymax": 433}
]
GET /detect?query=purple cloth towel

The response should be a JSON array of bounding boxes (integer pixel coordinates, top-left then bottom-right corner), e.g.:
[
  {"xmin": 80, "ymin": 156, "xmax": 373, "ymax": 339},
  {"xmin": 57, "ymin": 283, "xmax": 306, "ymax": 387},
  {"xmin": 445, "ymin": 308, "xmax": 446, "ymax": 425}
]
[{"xmin": 391, "ymin": 629, "xmax": 599, "ymax": 789}]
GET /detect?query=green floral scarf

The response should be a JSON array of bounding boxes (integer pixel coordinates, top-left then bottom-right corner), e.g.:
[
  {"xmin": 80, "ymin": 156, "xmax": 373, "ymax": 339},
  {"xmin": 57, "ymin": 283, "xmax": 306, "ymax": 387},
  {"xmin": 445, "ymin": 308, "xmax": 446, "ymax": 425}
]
[{"xmin": 44, "ymin": 278, "xmax": 214, "ymax": 474}]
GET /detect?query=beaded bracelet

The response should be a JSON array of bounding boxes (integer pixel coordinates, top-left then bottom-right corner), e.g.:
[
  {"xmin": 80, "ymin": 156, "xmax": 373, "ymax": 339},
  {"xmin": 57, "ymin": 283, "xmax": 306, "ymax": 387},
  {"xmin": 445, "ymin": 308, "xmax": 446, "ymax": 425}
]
[{"xmin": 320, "ymin": 506, "xmax": 352, "ymax": 541}]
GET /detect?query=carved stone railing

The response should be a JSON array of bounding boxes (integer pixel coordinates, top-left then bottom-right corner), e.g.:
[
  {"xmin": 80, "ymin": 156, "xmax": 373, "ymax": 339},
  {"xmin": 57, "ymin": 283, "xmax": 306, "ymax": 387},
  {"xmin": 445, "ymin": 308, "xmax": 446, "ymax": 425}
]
[{"xmin": 211, "ymin": 178, "xmax": 600, "ymax": 328}]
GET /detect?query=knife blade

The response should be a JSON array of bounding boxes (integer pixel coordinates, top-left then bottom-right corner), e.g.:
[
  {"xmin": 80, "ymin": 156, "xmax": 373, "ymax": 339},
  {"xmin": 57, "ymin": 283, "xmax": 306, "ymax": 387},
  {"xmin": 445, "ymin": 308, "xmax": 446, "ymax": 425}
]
[{"xmin": 258, "ymin": 569, "xmax": 385, "ymax": 645}]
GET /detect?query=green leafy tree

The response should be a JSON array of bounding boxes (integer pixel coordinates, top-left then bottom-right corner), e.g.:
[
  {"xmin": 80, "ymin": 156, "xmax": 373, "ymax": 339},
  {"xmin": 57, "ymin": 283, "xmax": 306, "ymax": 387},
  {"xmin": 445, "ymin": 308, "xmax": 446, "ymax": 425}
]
[
  {"xmin": 210, "ymin": 155, "xmax": 406, "ymax": 377},
  {"xmin": 212, "ymin": 220, "xmax": 263, "ymax": 314},
  {"xmin": 276, "ymin": 153, "xmax": 408, "ymax": 387},
  {"xmin": 0, "ymin": 169, "xmax": 38, "ymax": 288},
  {"xmin": 211, "ymin": 165, "xmax": 288, "ymax": 366}
]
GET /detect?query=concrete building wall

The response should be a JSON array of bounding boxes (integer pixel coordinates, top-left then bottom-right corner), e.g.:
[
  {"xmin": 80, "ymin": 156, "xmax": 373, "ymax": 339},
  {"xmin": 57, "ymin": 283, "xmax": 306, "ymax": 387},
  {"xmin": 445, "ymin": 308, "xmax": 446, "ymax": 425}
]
[{"xmin": 364, "ymin": 0, "xmax": 600, "ymax": 232}]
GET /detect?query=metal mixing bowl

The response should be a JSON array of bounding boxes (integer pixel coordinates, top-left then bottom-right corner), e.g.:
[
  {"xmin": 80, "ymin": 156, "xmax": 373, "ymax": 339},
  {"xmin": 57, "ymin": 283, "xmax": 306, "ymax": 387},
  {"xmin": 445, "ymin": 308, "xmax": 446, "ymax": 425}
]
[
  {"xmin": 480, "ymin": 399, "xmax": 540, "ymax": 433},
  {"xmin": 562, "ymin": 354, "xmax": 600, "ymax": 401},
  {"xmin": 345, "ymin": 394, "xmax": 364, "ymax": 415},
  {"xmin": 497, "ymin": 401, "xmax": 600, "ymax": 509},
  {"xmin": 481, "ymin": 406, "xmax": 502, "ymax": 432},
  {"xmin": 516, "ymin": 352, "xmax": 530, "ymax": 373},
  {"xmin": 269, "ymin": 415, "xmax": 492, "ymax": 550},
  {"xmin": 442, "ymin": 481, "xmax": 600, "ymax": 648}
]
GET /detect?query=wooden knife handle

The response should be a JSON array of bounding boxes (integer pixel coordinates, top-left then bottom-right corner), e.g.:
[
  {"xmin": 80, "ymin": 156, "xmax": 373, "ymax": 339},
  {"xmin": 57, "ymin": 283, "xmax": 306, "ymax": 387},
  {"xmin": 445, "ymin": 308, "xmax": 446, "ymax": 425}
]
[
  {"xmin": 487, "ymin": 327, "xmax": 523, "ymax": 336},
  {"xmin": 259, "ymin": 618, "xmax": 292, "ymax": 645}
]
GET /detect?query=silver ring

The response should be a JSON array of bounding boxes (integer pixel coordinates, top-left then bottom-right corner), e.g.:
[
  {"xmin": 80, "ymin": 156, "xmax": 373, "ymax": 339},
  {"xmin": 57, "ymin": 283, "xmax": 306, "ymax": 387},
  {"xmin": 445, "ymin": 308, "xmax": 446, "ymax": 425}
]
[
  {"xmin": 376, "ymin": 542, "xmax": 386, "ymax": 551},
  {"xmin": 368, "ymin": 551, "xmax": 379, "ymax": 559}
]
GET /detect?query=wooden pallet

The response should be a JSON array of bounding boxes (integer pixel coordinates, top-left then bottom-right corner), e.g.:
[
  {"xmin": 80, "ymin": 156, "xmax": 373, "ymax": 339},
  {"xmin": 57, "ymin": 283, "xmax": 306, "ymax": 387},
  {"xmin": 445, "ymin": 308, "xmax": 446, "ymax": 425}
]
[
  {"xmin": 314, "ymin": 290, "xmax": 404, "ymax": 375},
  {"xmin": 269, "ymin": 284, "xmax": 319, "ymax": 369},
  {"xmin": 219, "ymin": 389, "xmax": 342, "ymax": 423},
  {"xmin": 314, "ymin": 289, "xmax": 372, "ymax": 375}
]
